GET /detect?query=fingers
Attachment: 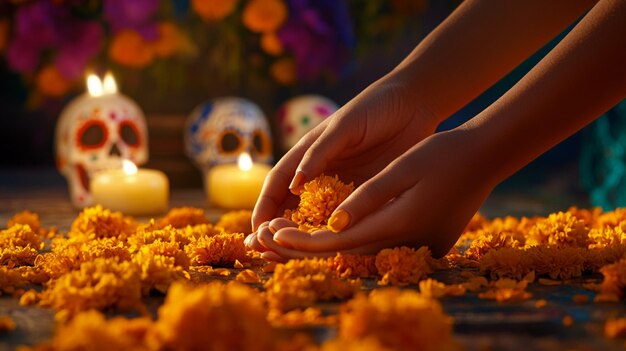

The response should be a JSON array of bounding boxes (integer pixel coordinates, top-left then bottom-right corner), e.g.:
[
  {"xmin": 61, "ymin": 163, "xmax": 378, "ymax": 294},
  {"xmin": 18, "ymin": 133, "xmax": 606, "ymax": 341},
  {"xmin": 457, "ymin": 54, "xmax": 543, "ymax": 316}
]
[
  {"xmin": 327, "ymin": 154, "xmax": 419, "ymax": 233},
  {"xmin": 290, "ymin": 115, "xmax": 359, "ymax": 194},
  {"xmin": 268, "ymin": 217, "xmax": 298, "ymax": 231},
  {"xmin": 252, "ymin": 167, "xmax": 294, "ymax": 231},
  {"xmin": 252, "ymin": 121, "xmax": 329, "ymax": 230},
  {"xmin": 244, "ymin": 221, "xmax": 270, "ymax": 252}
]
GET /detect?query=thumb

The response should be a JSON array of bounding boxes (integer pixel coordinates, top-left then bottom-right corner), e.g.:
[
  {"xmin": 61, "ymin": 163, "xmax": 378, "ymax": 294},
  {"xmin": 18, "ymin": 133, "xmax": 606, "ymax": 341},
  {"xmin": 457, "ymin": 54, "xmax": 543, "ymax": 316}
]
[{"xmin": 327, "ymin": 155, "xmax": 418, "ymax": 233}]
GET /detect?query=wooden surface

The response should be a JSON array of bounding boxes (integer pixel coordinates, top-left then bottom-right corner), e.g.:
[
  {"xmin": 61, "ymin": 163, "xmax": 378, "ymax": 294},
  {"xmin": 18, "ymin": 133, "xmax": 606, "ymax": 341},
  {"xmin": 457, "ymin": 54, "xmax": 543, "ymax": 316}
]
[{"xmin": 2, "ymin": 170, "xmax": 624, "ymax": 351}]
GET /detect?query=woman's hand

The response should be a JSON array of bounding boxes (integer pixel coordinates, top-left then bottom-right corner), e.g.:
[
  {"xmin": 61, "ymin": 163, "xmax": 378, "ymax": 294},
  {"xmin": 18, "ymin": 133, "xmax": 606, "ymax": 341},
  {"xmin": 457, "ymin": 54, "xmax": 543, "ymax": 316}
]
[
  {"xmin": 251, "ymin": 74, "xmax": 441, "ymax": 233},
  {"xmin": 249, "ymin": 128, "xmax": 498, "ymax": 261}
]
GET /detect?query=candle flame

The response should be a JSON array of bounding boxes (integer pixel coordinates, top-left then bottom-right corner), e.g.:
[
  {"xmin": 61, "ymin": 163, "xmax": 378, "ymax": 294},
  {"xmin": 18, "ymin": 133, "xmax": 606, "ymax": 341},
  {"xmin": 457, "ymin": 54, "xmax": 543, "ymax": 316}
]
[
  {"xmin": 122, "ymin": 159, "xmax": 138, "ymax": 175},
  {"xmin": 238, "ymin": 152, "xmax": 253, "ymax": 171},
  {"xmin": 103, "ymin": 72, "xmax": 118, "ymax": 94},
  {"xmin": 86, "ymin": 72, "xmax": 118, "ymax": 96},
  {"xmin": 87, "ymin": 74, "xmax": 104, "ymax": 97}
]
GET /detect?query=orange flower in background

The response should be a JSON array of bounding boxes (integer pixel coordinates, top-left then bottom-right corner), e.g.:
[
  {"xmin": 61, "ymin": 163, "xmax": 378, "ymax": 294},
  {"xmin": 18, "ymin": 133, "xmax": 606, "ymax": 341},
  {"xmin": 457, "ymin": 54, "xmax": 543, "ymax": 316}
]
[
  {"xmin": 36, "ymin": 65, "xmax": 73, "ymax": 97},
  {"xmin": 242, "ymin": 0, "xmax": 288, "ymax": 33},
  {"xmin": 270, "ymin": 57, "xmax": 296, "ymax": 84},
  {"xmin": 192, "ymin": 0, "xmax": 238, "ymax": 21},
  {"xmin": 261, "ymin": 32, "xmax": 283, "ymax": 55},
  {"xmin": 109, "ymin": 30, "xmax": 155, "ymax": 68},
  {"xmin": 152, "ymin": 22, "xmax": 197, "ymax": 58}
]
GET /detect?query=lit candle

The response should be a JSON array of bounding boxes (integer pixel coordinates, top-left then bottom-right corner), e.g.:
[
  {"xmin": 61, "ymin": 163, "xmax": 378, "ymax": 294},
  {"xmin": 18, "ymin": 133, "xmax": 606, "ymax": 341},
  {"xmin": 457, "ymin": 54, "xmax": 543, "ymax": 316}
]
[
  {"xmin": 91, "ymin": 160, "xmax": 169, "ymax": 216},
  {"xmin": 55, "ymin": 72, "xmax": 149, "ymax": 208},
  {"xmin": 207, "ymin": 152, "xmax": 271, "ymax": 209}
]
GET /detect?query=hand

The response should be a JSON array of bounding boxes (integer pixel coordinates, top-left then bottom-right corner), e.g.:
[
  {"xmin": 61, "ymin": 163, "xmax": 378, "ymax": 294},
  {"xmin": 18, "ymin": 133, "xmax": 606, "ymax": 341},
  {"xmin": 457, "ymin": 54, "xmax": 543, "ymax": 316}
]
[
  {"xmin": 251, "ymin": 74, "xmax": 441, "ymax": 234},
  {"xmin": 249, "ymin": 128, "xmax": 498, "ymax": 261}
]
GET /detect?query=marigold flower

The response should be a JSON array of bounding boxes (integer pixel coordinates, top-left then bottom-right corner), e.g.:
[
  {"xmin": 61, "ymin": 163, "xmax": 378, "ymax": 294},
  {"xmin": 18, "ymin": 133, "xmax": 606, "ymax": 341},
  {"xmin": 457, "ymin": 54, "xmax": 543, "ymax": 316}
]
[
  {"xmin": 35, "ymin": 237, "xmax": 131, "ymax": 279},
  {"xmin": 242, "ymin": 0, "xmax": 287, "ymax": 33},
  {"xmin": 38, "ymin": 258, "xmax": 143, "ymax": 321},
  {"xmin": 108, "ymin": 29, "xmax": 155, "ymax": 68},
  {"xmin": 261, "ymin": 32, "xmax": 283, "ymax": 55},
  {"xmin": 156, "ymin": 281, "xmax": 275, "ymax": 351},
  {"xmin": 192, "ymin": 0, "xmax": 238, "ymax": 21},
  {"xmin": 465, "ymin": 230, "xmax": 523, "ymax": 260},
  {"xmin": 270, "ymin": 57, "xmax": 297, "ymax": 85},
  {"xmin": 6, "ymin": 210, "xmax": 52, "ymax": 237},
  {"xmin": 185, "ymin": 232, "xmax": 248, "ymax": 266},
  {"xmin": 34, "ymin": 310, "xmax": 156, "ymax": 351},
  {"xmin": 155, "ymin": 207, "xmax": 209, "ymax": 229},
  {"xmin": 339, "ymin": 288, "xmax": 458, "ymax": 351},
  {"xmin": 285, "ymin": 175, "xmax": 354, "ymax": 232},
  {"xmin": 216, "ymin": 210, "xmax": 253, "ymax": 234},
  {"xmin": 596, "ymin": 208, "xmax": 626, "ymax": 228},
  {"xmin": 375, "ymin": 246, "xmax": 433, "ymax": 286},
  {"xmin": 69, "ymin": 206, "xmax": 137, "ymax": 240},
  {"xmin": 265, "ymin": 257, "xmax": 361, "ymax": 312},
  {"xmin": 327, "ymin": 252, "xmax": 377, "ymax": 279},
  {"xmin": 36, "ymin": 64, "xmax": 73, "ymax": 97},
  {"xmin": 1, "ymin": 224, "xmax": 43, "ymax": 250},
  {"xmin": 527, "ymin": 212, "xmax": 589, "ymax": 247},
  {"xmin": 152, "ymin": 22, "xmax": 196, "ymax": 58},
  {"xmin": 132, "ymin": 240, "xmax": 190, "ymax": 294}
]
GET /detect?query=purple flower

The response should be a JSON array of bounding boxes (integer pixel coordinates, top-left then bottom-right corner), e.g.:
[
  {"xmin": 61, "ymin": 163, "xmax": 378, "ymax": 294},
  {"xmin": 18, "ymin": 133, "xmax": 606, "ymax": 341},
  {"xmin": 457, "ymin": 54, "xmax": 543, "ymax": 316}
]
[
  {"xmin": 6, "ymin": 0, "xmax": 103, "ymax": 80},
  {"xmin": 55, "ymin": 21, "xmax": 103, "ymax": 79},
  {"xmin": 103, "ymin": 0, "xmax": 160, "ymax": 40},
  {"xmin": 277, "ymin": 0, "xmax": 354, "ymax": 81}
]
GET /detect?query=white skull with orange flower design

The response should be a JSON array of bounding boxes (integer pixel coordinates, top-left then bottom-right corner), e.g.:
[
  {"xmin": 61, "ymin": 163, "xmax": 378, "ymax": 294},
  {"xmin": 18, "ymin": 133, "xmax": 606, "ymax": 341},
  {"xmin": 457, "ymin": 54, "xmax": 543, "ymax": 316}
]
[{"xmin": 55, "ymin": 94, "xmax": 148, "ymax": 208}]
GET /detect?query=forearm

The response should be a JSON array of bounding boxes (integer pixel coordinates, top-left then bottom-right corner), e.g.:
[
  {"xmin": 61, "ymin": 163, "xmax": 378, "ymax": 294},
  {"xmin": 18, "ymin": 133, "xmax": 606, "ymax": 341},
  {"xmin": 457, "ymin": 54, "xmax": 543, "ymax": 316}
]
[
  {"xmin": 464, "ymin": 0, "xmax": 626, "ymax": 185},
  {"xmin": 387, "ymin": 0, "xmax": 596, "ymax": 124}
]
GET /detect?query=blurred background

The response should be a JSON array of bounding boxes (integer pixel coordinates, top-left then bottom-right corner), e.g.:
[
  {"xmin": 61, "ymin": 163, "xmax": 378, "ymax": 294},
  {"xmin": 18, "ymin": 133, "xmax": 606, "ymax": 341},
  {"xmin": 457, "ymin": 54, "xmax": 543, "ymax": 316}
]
[{"xmin": 0, "ymin": 0, "xmax": 624, "ymax": 215}]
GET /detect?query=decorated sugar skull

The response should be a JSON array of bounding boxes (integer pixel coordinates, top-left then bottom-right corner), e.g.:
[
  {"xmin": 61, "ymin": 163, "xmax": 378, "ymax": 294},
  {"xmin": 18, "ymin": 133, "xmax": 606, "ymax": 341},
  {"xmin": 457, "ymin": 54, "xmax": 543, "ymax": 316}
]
[
  {"xmin": 55, "ymin": 74, "xmax": 148, "ymax": 208},
  {"xmin": 185, "ymin": 97, "xmax": 273, "ymax": 175},
  {"xmin": 277, "ymin": 95, "xmax": 338, "ymax": 150}
]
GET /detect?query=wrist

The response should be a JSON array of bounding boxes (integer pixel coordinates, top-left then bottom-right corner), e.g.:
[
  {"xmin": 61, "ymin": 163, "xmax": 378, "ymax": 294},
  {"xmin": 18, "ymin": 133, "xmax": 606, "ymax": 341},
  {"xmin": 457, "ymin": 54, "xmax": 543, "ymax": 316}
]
[{"xmin": 378, "ymin": 68, "xmax": 443, "ymax": 130}]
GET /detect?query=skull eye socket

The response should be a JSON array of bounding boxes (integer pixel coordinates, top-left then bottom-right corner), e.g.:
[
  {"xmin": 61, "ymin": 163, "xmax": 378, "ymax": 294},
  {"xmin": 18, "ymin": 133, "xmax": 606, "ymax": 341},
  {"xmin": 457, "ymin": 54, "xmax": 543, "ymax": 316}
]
[
  {"xmin": 218, "ymin": 130, "xmax": 243, "ymax": 155},
  {"xmin": 77, "ymin": 120, "xmax": 108, "ymax": 150},
  {"xmin": 252, "ymin": 129, "xmax": 271, "ymax": 158},
  {"xmin": 119, "ymin": 121, "xmax": 141, "ymax": 147}
]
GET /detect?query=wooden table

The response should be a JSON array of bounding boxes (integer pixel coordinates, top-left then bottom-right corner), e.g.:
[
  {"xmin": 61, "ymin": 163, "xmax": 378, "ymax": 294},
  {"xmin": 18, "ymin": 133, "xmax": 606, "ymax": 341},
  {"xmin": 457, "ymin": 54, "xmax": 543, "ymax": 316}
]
[{"xmin": 1, "ymin": 169, "xmax": 623, "ymax": 351}]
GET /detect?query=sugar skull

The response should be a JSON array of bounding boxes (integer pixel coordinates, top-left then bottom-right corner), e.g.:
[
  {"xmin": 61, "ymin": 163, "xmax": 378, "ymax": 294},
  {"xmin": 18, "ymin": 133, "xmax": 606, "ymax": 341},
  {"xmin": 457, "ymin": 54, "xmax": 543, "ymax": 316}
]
[
  {"xmin": 55, "ymin": 90, "xmax": 148, "ymax": 208},
  {"xmin": 277, "ymin": 95, "xmax": 338, "ymax": 151},
  {"xmin": 185, "ymin": 97, "xmax": 273, "ymax": 175}
]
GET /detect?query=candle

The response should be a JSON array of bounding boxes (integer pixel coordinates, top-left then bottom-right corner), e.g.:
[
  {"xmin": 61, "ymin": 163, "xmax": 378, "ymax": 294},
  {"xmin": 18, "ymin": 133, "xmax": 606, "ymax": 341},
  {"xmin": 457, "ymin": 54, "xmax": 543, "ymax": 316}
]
[
  {"xmin": 207, "ymin": 152, "xmax": 271, "ymax": 209},
  {"xmin": 91, "ymin": 160, "xmax": 169, "ymax": 216},
  {"xmin": 55, "ymin": 72, "xmax": 149, "ymax": 209}
]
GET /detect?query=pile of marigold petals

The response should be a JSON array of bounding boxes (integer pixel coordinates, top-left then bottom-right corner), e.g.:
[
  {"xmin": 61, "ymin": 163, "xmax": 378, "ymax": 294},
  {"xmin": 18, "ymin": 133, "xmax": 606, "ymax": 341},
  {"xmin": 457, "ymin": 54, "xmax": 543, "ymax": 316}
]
[
  {"xmin": 7, "ymin": 173, "xmax": 626, "ymax": 347},
  {"xmin": 1, "ymin": 206, "xmax": 257, "ymax": 321}
]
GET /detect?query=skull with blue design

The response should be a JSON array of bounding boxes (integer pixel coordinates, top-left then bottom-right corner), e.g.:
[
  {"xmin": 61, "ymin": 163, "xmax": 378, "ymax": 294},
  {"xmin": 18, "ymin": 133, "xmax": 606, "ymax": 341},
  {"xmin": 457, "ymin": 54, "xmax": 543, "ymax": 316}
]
[{"xmin": 185, "ymin": 97, "xmax": 273, "ymax": 176}]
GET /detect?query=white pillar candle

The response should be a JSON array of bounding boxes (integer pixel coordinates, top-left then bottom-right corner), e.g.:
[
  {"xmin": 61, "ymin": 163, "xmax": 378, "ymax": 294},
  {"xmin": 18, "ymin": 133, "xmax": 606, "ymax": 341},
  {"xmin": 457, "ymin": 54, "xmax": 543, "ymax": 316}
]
[
  {"xmin": 91, "ymin": 160, "xmax": 169, "ymax": 216},
  {"xmin": 207, "ymin": 153, "xmax": 271, "ymax": 209}
]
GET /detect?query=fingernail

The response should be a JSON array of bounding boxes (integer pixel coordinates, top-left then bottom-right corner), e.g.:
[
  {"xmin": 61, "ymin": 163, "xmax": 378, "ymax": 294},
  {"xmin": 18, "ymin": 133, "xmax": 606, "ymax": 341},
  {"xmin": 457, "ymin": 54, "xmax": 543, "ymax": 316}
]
[
  {"xmin": 328, "ymin": 209, "xmax": 350, "ymax": 232},
  {"xmin": 274, "ymin": 238, "xmax": 294, "ymax": 249},
  {"xmin": 289, "ymin": 171, "xmax": 305, "ymax": 195}
]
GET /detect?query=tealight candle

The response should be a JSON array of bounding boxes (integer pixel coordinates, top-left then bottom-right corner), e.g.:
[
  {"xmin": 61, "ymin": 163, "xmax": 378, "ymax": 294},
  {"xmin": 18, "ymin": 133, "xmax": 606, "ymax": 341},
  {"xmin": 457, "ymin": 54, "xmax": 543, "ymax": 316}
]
[
  {"xmin": 207, "ymin": 152, "xmax": 271, "ymax": 209},
  {"xmin": 91, "ymin": 160, "xmax": 169, "ymax": 216}
]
